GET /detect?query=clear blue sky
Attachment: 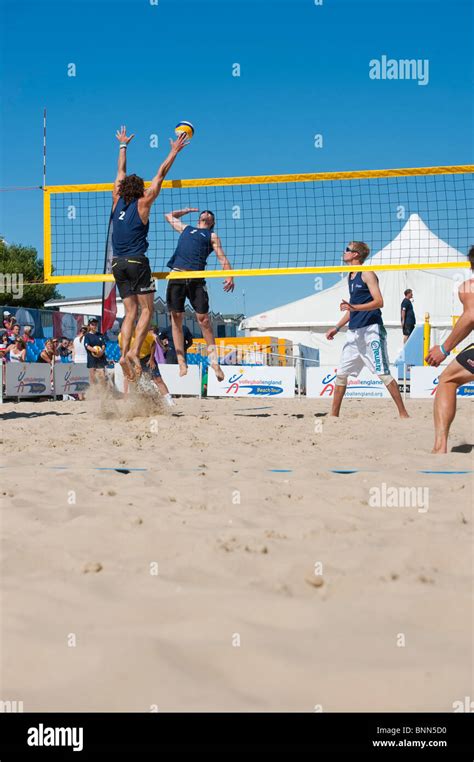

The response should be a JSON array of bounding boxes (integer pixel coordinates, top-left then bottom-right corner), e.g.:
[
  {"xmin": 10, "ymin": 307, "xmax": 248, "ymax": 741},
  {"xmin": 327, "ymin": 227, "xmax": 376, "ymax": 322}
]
[{"xmin": 1, "ymin": 0, "xmax": 472, "ymax": 316}]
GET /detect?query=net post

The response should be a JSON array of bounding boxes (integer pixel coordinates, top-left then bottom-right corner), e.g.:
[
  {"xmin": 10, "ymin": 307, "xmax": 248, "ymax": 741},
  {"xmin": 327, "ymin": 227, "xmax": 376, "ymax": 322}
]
[
  {"xmin": 43, "ymin": 187, "xmax": 52, "ymax": 282},
  {"xmin": 423, "ymin": 313, "xmax": 431, "ymax": 366}
]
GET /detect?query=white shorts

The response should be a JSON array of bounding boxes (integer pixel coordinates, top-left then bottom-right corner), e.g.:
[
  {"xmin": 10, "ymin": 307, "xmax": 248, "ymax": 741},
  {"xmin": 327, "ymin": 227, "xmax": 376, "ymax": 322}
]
[{"xmin": 339, "ymin": 323, "xmax": 391, "ymax": 377}]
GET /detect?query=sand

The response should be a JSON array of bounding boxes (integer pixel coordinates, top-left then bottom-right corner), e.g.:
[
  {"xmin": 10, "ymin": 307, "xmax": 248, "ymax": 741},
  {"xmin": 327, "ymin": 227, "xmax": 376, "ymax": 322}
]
[{"xmin": 1, "ymin": 393, "xmax": 472, "ymax": 712}]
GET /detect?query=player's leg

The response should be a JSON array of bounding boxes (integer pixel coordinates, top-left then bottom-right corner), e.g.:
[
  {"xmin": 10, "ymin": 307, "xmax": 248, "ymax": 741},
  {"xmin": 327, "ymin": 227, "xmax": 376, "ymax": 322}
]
[
  {"xmin": 166, "ymin": 280, "xmax": 188, "ymax": 377},
  {"xmin": 433, "ymin": 359, "xmax": 472, "ymax": 453},
  {"xmin": 126, "ymin": 292, "xmax": 154, "ymax": 375},
  {"xmin": 330, "ymin": 377, "xmax": 348, "ymax": 417},
  {"xmin": 150, "ymin": 368, "xmax": 175, "ymax": 407},
  {"xmin": 385, "ymin": 378, "xmax": 409, "ymax": 418},
  {"xmin": 330, "ymin": 330, "xmax": 361, "ymax": 417},
  {"xmin": 363, "ymin": 325, "xmax": 409, "ymax": 418},
  {"xmin": 119, "ymin": 295, "xmax": 138, "ymax": 377},
  {"xmin": 122, "ymin": 256, "xmax": 156, "ymax": 375},
  {"xmin": 112, "ymin": 258, "xmax": 139, "ymax": 379},
  {"xmin": 189, "ymin": 280, "xmax": 224, "ymax": 381}
]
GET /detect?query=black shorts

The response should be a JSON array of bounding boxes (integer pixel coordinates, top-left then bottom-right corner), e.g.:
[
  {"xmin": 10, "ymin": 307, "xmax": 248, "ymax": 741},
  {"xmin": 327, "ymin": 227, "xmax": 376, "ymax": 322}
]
[
  {"xmin": 166, "ymin": 278, "xmax": 209, "ymax": 314},
  {"xmin": 402, "ymin": 323, "xmax": 415, "ymax": 337},
  {"xmin": 455, "ymin": 343, "xmax": 474, "ymax": 374},
  {"xmin": 112, "ymin": 255, "xmax": 156, "ymax": 300},
  {"xmin": 140, "ymin": 355, "xmax": 161, "ymax": 378}
]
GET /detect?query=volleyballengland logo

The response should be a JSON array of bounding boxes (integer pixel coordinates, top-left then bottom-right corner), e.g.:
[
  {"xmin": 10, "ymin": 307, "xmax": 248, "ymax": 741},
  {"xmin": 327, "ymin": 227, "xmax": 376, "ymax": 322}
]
[
  {"xmin": 15, "ymin": 369, "xmax": 47, "ymax": 394},
  {"xmin": 225, "ymin": 372, "xmax": 283, "ymax": 396},
  {"xmin": 320, "ymin": 370, "xmax": 337, "ymax": 396},
  {"xmin": 63, "ymin": 369, "xmax": 88, "ymax": 394}
]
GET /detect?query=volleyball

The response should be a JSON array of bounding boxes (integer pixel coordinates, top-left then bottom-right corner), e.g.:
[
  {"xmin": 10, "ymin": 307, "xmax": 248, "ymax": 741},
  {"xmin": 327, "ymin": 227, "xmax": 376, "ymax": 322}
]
[
  {"xmin": 175, "ymin": 121, "xmax": 194, "ymax": 140},
  {"xmin": 92, "ymin": 345, "xmax": 102, "ymax": 356}
]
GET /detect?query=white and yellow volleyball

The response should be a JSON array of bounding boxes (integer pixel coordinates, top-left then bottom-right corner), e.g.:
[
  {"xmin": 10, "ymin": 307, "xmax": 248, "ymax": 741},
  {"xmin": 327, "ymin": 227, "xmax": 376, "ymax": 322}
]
[{"xmin": 175, "ymin": 121, "xmax": 194, "ymax": 140}]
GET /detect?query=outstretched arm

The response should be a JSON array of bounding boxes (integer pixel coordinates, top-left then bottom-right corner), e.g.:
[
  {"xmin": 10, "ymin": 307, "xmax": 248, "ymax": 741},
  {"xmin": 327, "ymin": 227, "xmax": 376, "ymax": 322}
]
[
  {"xmin": 164, "ymin": 207, "xmax": 199, "ymax": 234},
  {"xmin": 211, "ymin": 234, "xmax": 234, "ymax": 292},
  {"xmin": 141, "ymin": 134, "xmax": 189, "ymax": 211},
  {"xmin": 113, "ymin": 126, "xmax": 135, "ymax": 205},
  {"xmin": 426, "ymin": 282, "xmax": 474, "ymax": 366}
]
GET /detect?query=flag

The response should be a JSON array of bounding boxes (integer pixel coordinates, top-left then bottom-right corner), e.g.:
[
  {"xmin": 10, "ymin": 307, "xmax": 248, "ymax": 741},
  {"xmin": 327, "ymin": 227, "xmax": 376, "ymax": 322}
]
[{"xmin": 101, "ymin": 209, "xmax": 117, "ymax": 334}]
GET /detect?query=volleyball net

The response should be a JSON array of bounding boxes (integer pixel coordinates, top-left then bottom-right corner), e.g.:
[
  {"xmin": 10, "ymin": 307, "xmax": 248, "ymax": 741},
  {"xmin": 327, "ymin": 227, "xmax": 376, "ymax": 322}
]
[{"xmin": 43, "ymin": 165, "xmax": 474, "ymax": 283}]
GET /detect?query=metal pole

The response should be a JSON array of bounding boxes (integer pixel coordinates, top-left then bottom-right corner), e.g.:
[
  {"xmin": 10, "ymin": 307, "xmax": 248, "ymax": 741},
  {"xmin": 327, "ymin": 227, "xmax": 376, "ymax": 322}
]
[
  {"xmin": 43, "ymin": 108, "xmax": 47, "ymax": 188},
  {"xmin": 403, "ymin": 362, "xmax": 407, "ymax": 403}
]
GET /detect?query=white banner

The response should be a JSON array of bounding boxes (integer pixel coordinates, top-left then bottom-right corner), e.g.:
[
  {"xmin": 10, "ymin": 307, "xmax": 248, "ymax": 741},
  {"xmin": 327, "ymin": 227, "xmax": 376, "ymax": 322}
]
[
  {"xmin": 207, "ymin": 365, "xmax": 296, "ymax": 398},
  {"xmin": 306, "ymin": 366, "xmax": 398, "ymax": 399},
  {"xmin": 113, "ymin": 363, "xmax": 200, "ymax": 396},
  {"xmin": 5, "ymin": 362, "xmax": 51, "ymax": 397},
  {"xmin": 158, "ymin": 364, "xmax": 200, "ymax": 395},
  {"xmin": 53, "ymin": 363, "xmax": 89, "ymax": 395},
  {"xmin": 410, "ymin": 366, "xmax": 474, "ymax": 398}
]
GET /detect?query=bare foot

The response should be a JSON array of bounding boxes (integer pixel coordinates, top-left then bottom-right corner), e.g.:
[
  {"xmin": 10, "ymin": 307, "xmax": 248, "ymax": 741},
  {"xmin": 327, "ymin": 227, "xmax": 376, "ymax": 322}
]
[
  {"xmin": 211, "ymin": 362, "xmax": 224, "ymax": 382},
  {"xmin": 399, "ymin": 411, "xmax": 410, "ymax": 419},
  {"xmin": 119, "ymin": 356, "xmax": 136, "ymax": 382},
  {"xmin": 178, "ymin": 361, "xmax": 188, "ymax": 377},
  {"xmin": 126, "ymin": 350, "xmax": 142, "ymax": 378}
]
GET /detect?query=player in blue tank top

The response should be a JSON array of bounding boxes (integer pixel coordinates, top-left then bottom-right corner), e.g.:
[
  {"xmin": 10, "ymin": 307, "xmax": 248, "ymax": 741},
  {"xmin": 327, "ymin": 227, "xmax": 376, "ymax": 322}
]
[
  {"xmin": 110, "ymin": 125, "xmax": 189, "ymax": 380},
  {"xmin": 326, "ymin": 241, "xmax": 409, "ymax": 418},
  {"xmin": 164, "ymin": 208, "xmax": 234, "ymax": 381}
]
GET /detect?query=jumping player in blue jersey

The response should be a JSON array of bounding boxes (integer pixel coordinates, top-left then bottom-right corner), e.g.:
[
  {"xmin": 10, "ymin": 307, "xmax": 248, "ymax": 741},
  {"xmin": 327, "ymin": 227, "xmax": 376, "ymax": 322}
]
[
  {"xmin": 111, "ymin": 126, "xmax": 188, "ymax": 379},
  {"xmin": 164, "ymin": 208, "xmax": 234, "ymax": 380},
  {"xmin": 326, "ymin": 241, "xmax": 409, "ymax": 418}
]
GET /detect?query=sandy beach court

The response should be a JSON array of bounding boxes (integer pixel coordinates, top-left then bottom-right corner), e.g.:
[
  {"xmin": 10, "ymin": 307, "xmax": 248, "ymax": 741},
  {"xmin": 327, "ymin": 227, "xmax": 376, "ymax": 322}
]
[{"xmin": 1, "ymin": 395, "xmax": 472, "ymax": 712}]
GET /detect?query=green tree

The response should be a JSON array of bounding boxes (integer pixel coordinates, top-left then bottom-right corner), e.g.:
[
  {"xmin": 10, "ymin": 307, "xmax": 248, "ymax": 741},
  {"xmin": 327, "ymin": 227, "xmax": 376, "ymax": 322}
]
[{"xmin": 0, "ymin": 240, "xmax": 61, "ymax": 308}]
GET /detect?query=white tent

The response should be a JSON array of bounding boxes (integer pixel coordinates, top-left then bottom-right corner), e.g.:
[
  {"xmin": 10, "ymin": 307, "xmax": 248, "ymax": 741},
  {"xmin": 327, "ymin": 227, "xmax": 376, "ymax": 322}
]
[{"xmin": 241, "ymin": 215, "xmax": 469, "ymax": 366}]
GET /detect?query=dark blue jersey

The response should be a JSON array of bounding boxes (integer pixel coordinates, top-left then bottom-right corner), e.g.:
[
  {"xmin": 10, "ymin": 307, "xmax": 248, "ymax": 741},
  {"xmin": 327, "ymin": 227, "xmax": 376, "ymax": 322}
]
[
  {"xmin": 401, "ymin": 297, "xmax": 416, "ymax": 325},
  {"xmin": 112, "ymin": 197, "xmax": 149, "ymax": 257},
  {"xmin": 348, "ymin": 271, "xmax": 383, "ymax": 329},
  {"xmin": 167, "ymin": 226, "xmax": 213, "ymax": 270}
]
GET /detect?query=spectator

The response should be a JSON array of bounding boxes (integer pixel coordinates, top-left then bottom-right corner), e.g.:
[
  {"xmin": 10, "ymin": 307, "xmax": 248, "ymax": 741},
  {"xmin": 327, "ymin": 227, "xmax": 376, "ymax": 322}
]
[
  {"xmin": 38, "ymin": 339, "xmax": 56, "ymax": 364},
  {"xmin": 52, "ymin": 338, "xmax": 61, "ymax": 359},
  {"xmin": 0, "ymin": 330, "xmax": 10, "ymax": 360},
  {"xmin": 160, "ymin": 324, "xmax": 193, "ymax": 364},
  {"xmin": 58, "ymin": 336, "xmax": 73, "ymax": 361},
  {"xmin": 7, "ymin": 324, "xmax": 20, "ymax": 344},
  {"xmin": 84, "ymin": 318, "xmax": 107, "ymax": 385},
  {"xmin": 22, "ymin": 325, "xmax": 35, "ymax": 344},
  {"xmin": 2, "ymin": 312, "xmax": 15, "ymax": 333},
  {"xmin": 72, "ymin": 326, "xmax": 88, "ymax": 364},
  {"xmin": 9, "ymin": 338, "xmax": 26, "ymax": 363},
  {"xmin": 401, "ymin": 289, "xmax": 416, "ymax": 343}
]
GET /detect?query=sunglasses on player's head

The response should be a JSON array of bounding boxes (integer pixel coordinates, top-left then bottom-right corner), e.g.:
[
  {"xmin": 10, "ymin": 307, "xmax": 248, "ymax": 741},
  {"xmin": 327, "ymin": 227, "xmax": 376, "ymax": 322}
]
[{"xmin": 345, "ymin": 246, "xmax": 359, "ymax": 254}]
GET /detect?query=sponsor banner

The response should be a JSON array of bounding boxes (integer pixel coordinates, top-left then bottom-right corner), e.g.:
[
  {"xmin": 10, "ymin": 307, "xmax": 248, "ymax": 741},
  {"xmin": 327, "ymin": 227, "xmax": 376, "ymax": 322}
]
[
  {"xmin": 306, "ymin": 366, "xmax": 398, "ymax": 399},
  {"xmin": 207, "ymin": 365, "xmax": 296, "ymax": 398},
  {"xmin": 53, "ymin": 363, "xmax": 89, "ymax": 395},
  {"xmin": 410, "ymin": 366, "xmax": 474, "ymax": 398},
  {"xmin": 5, "ymin": 363, "xmax": 51, "ymax": 397}
]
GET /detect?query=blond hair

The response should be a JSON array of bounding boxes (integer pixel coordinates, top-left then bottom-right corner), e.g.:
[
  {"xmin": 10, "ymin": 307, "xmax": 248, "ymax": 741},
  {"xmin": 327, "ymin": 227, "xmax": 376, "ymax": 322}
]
[{"xmin": 350, "ymin": 241, "xmax": 370, "ymax": 262}]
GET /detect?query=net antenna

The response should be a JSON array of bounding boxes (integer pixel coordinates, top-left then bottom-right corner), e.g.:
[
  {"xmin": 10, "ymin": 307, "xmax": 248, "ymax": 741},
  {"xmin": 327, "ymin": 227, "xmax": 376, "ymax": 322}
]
[{"xmin": 43, "ymin": 164, "xmax": 474, "ymax": 284}]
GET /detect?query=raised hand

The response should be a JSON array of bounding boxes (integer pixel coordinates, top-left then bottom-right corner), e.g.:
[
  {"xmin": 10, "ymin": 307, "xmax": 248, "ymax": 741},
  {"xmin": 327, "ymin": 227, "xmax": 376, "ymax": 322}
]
[
  {"xmin": 115, "ymin": 125, "xmax": 135, "ymax": 144},
  {"xmin": 169, "ymin": 132, "xmax": 190, "ymax": 154}
]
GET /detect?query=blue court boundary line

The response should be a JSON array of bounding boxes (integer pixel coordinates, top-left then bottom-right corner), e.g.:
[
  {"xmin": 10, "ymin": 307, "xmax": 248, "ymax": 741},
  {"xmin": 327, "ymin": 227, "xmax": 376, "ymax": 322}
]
[{"xmin": 1, "ymin": 467, "xmax": 472, "ymax": 475}]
